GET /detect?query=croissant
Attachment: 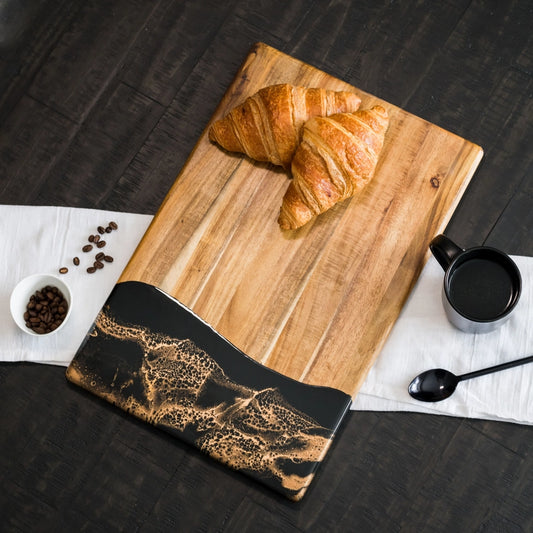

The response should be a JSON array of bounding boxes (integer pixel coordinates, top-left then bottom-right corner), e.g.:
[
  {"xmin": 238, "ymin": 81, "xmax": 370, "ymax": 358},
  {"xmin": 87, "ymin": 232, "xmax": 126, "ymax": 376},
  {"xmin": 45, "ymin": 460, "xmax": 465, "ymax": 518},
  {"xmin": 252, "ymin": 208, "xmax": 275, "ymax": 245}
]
[
  {"xmin": 278, "ymin": 105, "xmax": 389, "ymax": 230},
  {"xmin": 208, "ymin": 84, "xmax": 361, "ymax": 169}
]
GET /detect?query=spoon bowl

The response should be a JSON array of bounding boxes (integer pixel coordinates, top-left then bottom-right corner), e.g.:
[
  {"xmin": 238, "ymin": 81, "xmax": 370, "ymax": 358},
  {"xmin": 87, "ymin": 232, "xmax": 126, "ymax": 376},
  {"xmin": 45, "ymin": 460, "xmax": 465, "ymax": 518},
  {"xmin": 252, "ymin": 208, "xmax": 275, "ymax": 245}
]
[{"xmin": 408, "ymin": 369, "xmax": 459, "ymax": 402}]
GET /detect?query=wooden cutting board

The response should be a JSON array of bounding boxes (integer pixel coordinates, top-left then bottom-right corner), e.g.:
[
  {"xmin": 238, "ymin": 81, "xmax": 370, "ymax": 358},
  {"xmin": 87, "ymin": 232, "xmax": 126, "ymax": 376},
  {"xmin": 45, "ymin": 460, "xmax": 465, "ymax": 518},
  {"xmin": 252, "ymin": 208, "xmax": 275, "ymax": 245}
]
[{"xmin": 119, "ymin": 42, "xmax": 483, "ymax": 398}]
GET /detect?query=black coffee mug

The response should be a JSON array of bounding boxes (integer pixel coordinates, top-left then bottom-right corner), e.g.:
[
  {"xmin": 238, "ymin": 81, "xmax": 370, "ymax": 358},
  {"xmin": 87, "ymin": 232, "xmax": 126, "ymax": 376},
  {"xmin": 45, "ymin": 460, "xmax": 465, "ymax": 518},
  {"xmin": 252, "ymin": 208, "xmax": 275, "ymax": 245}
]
[{"xmin": 430, "ymin": 234, "xmax": 521, "ymax": 333}]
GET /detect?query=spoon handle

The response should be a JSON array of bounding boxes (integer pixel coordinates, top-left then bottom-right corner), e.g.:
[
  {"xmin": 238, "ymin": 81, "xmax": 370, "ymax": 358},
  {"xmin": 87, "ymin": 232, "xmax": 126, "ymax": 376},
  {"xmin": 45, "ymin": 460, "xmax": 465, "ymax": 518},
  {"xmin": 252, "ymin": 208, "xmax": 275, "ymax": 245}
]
[{"xmin": 458, "ymin": 354, "xmax": 533, "ymax": 382}]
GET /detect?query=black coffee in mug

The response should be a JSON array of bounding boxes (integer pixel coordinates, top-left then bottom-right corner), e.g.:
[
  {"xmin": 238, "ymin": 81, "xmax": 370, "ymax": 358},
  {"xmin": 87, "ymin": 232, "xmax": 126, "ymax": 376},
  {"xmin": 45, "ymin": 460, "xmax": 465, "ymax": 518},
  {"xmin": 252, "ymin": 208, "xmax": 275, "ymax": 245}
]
[{"xmin": 430, "ymin": 235, "xmax": 521, "ymax": 333}]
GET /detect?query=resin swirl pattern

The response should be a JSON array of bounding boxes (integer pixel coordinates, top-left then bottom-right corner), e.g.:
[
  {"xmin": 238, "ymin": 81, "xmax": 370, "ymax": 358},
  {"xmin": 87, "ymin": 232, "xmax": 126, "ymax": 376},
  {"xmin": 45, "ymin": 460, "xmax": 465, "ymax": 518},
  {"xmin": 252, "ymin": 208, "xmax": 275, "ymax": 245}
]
[{"xmin": 67, "ymin": 281, "xmax": 351, "ymax": 500}]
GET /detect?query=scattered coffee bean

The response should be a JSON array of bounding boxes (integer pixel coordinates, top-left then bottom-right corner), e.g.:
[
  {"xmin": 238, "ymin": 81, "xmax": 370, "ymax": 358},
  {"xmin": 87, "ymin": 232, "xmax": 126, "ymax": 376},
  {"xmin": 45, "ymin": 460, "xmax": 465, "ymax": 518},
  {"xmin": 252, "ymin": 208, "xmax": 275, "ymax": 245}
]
[
  {"xmin": 24, "ymin": 285, "xmax": 68, "ymax": 334},
  {"xmin": 62, "ymin": 221, "xmax": 119, "ymax": 275}
]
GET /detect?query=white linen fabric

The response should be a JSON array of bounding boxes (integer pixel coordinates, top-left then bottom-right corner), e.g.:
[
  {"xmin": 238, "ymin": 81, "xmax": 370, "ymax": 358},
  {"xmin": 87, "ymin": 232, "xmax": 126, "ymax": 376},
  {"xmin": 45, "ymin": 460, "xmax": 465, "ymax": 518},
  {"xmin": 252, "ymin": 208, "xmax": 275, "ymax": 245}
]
[
  {"xmin": 2, "ymin": 205, "xmax": 531, "ymax": 425},
  {"xmin": 354, "ymin": 255, "xmax": 532, "ymax": 425},
  {"xmin": 1, "ymin": 205, "xmax": 153, "ymax": 365}
]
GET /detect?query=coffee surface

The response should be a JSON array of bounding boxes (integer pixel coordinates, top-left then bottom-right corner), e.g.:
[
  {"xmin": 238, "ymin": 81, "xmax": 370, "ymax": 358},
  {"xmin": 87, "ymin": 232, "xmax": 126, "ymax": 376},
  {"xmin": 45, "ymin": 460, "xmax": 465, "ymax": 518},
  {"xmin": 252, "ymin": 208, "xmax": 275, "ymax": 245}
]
[{"xmin": 448, "ymin": 257, "xmax": 515, "ymax": 320}]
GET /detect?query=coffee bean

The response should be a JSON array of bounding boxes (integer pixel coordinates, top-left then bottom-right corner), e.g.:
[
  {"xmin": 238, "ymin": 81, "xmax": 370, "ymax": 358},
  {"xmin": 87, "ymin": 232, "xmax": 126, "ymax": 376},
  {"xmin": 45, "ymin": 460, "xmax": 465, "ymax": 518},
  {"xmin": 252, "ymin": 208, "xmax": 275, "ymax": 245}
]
[
  {"xmin": 94, "ymin": 260, "xmax": 104, "ymax": 269},
  {"xmin": 63, "ymin": 221, "xmax": 120, "ymax": 276},
  {"xmin": 24, "ymin": 285, "xmax": 68, "ymax": 334}
]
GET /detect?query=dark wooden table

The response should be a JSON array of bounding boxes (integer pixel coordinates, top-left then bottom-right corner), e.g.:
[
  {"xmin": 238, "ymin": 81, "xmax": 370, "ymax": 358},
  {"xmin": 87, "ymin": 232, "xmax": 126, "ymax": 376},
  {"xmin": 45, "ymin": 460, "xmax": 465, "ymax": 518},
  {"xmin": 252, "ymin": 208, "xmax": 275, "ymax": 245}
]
[{"xmin": 1, "ymin": 1, "xmax": 532, "ymax": 531}]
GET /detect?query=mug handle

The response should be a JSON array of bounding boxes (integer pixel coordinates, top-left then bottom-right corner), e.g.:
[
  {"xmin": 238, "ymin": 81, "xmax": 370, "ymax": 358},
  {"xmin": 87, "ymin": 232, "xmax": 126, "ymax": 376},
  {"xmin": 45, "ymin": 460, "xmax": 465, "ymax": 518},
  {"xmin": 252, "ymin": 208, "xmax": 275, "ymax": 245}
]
[{"xmin": 429, "ymin": 234, "xmax": 464, "ymax": 271}]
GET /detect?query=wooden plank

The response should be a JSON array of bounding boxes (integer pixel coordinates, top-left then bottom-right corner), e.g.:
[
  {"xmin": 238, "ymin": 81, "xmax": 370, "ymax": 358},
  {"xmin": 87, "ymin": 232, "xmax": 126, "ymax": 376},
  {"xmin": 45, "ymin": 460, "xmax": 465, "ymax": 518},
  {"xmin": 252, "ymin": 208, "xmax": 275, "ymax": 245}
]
[
  {"xmin": 119, "ymin": 1, "xmax": 239, "ymax": 106},
  {"xmin": 447, "ymin": 69, "xmax": 533, "ymax": 250},
  {"xmin": 0, "ymin": 0, "xmax": 84, "ymax": 123},
  {"xmin": 27, "ymin": 0, "xmax": 159, "ymax": 121},
  {"xmin": 0, "ymin": 95, "xmax": 76, "ymax": 203},
  {"xmin": 119, "ymin": 42, "xmax": 482, "ymax": 396},
  {"xmin": 34, "ymin": 82, "xmax": 165, "ymax": 207}
]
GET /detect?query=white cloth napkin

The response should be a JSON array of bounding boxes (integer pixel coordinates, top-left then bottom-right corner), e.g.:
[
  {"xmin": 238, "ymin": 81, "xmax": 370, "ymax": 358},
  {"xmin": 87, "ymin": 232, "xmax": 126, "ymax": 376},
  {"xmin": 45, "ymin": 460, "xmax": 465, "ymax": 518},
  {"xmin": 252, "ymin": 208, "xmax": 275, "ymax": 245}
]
[
  {"xmin": 1, "ymin": 205, "xmax": 153, "ymax": 365},
  {"xmin": 2, "ymin": 205, "xmax": 532, "ymax": 425},
  {"xmin": 353, "ymin": 255, "xmax": 533, "ymax": 425}
]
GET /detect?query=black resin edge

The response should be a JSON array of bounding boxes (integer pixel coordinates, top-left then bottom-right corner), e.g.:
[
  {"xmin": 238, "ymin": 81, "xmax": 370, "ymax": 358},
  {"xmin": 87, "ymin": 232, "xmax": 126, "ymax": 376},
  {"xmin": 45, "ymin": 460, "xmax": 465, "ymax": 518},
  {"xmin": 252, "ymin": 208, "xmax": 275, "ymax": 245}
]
[{"xmin": 66, "ymin": 281, "xmax": 352, "ymax": 501}]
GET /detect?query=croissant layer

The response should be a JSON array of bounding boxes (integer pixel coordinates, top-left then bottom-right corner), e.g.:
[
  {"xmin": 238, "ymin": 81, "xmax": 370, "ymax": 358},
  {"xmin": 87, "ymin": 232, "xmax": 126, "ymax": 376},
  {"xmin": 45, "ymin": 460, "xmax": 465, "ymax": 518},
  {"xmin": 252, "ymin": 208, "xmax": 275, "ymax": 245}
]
[
  {"xmin": 208, "ymin": 84, "xmax": 361, "ymax": 168},
  {"xmin": 278, "ymin": 105, "xmax": 389, "ymax": 230}
]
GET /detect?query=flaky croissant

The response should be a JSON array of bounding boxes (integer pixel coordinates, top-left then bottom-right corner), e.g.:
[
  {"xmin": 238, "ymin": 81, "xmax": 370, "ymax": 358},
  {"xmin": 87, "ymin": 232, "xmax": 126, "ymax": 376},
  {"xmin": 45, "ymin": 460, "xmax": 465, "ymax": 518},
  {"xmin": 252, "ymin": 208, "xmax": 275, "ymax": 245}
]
[
  {"xmin": 208, "ymin": 84, "xmax": 361, "ymax": 169},
  {"xmin": 278, "ymin": 105, "xmax": 389, "ymax": 230}
]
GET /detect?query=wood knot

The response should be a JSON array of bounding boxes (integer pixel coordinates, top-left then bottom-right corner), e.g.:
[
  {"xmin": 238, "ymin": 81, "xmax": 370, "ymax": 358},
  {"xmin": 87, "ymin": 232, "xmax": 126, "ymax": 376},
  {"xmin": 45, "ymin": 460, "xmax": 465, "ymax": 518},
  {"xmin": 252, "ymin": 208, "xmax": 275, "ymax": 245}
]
[{"xmin": 430, "ymin": 176, "xmax": 441, "ymax": 188}]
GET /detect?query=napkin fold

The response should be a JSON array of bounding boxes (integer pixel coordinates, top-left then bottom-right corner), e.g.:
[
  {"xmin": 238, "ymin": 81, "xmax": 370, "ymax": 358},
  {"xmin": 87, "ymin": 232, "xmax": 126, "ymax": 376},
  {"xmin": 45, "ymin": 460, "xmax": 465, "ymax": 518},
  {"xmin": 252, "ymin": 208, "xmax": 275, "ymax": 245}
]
[{"xmin": 2, "ymin": 205, "xmax": 532, "ymax": 425}]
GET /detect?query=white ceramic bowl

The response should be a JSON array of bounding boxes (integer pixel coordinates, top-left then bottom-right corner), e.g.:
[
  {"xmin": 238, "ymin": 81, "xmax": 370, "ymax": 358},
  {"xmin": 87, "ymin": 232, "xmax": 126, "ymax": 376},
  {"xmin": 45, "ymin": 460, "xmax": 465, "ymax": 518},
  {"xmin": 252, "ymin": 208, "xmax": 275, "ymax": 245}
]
[{"xmin": 10, "ymin": 273, "xmax": 73, "ymax": 336}]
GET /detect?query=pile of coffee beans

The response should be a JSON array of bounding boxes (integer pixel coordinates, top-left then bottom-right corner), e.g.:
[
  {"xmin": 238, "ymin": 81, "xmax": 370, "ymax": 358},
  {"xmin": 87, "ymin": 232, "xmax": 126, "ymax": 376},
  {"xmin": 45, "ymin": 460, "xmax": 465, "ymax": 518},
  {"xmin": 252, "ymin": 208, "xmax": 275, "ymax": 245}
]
[
  {"xmin": 58, "ymin": 221, "xmax": 118, "ymax": 275},
  {"xmin": 24, "ymin": 285, "xmax": 69, "ymax": 334}
]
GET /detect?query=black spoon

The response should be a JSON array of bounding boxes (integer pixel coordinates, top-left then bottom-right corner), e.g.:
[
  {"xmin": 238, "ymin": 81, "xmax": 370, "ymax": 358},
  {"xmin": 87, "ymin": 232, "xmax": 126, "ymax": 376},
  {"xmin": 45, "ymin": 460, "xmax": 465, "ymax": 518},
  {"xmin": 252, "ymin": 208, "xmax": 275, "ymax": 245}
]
[{"xmin": 408, "ymin": 354, "xmax": 533, "ymax": 402}]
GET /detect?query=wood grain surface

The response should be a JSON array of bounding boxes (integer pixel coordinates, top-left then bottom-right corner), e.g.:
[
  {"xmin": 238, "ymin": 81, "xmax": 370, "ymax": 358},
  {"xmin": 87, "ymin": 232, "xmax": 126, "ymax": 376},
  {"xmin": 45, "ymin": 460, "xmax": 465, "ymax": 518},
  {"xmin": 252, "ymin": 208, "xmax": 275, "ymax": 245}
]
[
  {"xmin": 2, "ymin": 1, "xmax": 533, "ymax": 531},
  {"xmin": 120, "ymin": 43, "xmax": 482, "ymax": 395}
]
